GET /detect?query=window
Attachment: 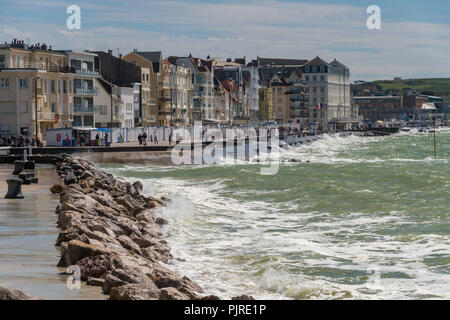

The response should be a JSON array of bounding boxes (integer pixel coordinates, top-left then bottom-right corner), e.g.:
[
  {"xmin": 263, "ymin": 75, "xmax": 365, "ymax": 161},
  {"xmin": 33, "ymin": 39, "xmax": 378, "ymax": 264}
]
[
  {"xmin": 100, "ymin": 105, "xmax": 107, "ymax": 115},
  {"xmin": 20, "ymin": 103, "xmax": 28, "ymax": 113},
  {"xmin": 63, "ymin": 80, "xmax": 67, "ymax": 94},
  {"xmin": 313, "ymin": 76, "xmax": 317, "ymax": 82},
  {"xmin": 320, "ymin": 87, "xmax": 325, "ymax": 93},
  {"xmin": 0, "ymin": 78, "xmax": 9, "ymax": 88},
  {"xmin": 51, "ymin": 103, "xmax": 55, "ymax": 113},
  {"xmin": 50, "ymin": 80, "xmax": 55, "ymax": 93},
  {"xmin": 320, "ymin": 66, "xmax": 325, "ymax": 72},
  {"xmin": 320, "ymin": 76, "xmax": 325, "ymax": 82},
  {"xmin": 305, "ymin": 76, "xmax": 309, "ymax": 82},
  {"xmin": 313, "ymin": 87, "xmax": 317, "ymax": 93},
  {"xmin": 312, "ymin": 66, "xmax": 317, "ymax": 73},
  {"xmin": 19, "ymin": 79, "xmax": 27, "ymax": 88},
  {"xmin": 305, "ymin": 66, "xmax": 310, "ymax": 72}
]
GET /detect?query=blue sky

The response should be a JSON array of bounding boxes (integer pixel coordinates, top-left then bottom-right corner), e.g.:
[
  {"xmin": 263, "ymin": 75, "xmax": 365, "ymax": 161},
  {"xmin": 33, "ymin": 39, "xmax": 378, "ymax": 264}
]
[{"xmin": 1, "ymin": 0, "xmax": 450, "ymax": 80}]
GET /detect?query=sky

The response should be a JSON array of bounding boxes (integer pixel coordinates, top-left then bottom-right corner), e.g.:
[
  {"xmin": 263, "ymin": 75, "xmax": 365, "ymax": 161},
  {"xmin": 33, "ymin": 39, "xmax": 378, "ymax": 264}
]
[{"xmin": 1, "ymin": 0, "xmax": 450, "ymax": 81}]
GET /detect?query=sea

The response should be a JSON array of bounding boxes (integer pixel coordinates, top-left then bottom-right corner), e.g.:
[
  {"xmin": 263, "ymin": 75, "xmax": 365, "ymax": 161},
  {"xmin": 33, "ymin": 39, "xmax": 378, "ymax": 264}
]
[{"xmin": 101, "ymin": 128, "xmax": 450, "ymax": 300}]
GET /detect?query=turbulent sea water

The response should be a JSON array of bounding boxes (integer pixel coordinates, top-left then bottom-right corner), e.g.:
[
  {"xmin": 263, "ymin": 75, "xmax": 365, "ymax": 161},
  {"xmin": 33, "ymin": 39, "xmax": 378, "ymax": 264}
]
[{"xmin": 102, "ymin": 128, "xmax": 450, "ymax": 300}]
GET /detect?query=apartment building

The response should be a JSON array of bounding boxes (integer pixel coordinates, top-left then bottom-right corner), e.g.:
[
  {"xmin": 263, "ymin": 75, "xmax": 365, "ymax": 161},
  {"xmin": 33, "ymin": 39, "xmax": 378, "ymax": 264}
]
[
  {"xmin": 122, "ymin": 51, "xmax": 161, "ymax": 126},
  {"xmin": 214, "ymin": 65, "xmax": 248, "ymax": 124},
  {"xmin": 63, "ymin": 50, "xmax": 100, "ymax": 128},
  {"xmin": 94, "ymin": 51, "xmax": 142, "ymax": 128},
  {"xmin": 258, "ymin": 87, "xmax": 273, "ymax": 122},
  {"xmin": 259, "ymin": 66, "xmax": 308, "ymax": 123},
  {"xmin": 175, "ymin": 56, "xmax": 215, "ymax": 124},
  {"xmin": 303, "ymin": 57, "xmax": 352, "ymax": 129},
  {"xmin": 0, "ymin": 40, "xmax": 74, "ymax": 139}
]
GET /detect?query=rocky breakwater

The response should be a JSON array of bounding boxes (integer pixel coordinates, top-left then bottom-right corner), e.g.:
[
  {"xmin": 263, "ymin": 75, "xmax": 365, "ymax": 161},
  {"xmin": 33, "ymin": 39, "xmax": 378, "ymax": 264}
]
[{"xmin": 51, "ymin": 154, "xmax": 213, "ymax": 300}]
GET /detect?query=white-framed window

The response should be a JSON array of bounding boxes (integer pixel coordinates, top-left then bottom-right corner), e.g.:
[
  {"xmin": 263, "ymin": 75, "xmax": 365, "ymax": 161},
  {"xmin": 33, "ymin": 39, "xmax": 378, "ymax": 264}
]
[
  {"xmin": 0, "ymin": 78, "xmax": 9, "ymax": 88},
  {"xmin": 19, "ymin": 79, "xmax": 28, "ymax": 88}
]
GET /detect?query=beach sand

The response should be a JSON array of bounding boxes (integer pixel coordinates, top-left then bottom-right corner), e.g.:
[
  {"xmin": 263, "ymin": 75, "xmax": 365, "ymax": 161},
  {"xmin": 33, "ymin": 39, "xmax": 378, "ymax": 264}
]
[{"xmin": 0, "ymin": 164, "xmax": 107, "ymax": 300}]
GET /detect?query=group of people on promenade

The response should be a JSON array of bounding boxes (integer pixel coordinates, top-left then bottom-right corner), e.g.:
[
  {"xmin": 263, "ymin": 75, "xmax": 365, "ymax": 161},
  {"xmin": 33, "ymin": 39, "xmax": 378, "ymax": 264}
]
[
  {"xmin": 0, "ymin": 135, "xmax": 42, "ymax": 148},
  {"xmin": 137, "ymin": 131, "xmax": 158, "ymax": 146},
  {"xmin": 71, "ymin": 133, "xmax": 110, "ymax": 147}
]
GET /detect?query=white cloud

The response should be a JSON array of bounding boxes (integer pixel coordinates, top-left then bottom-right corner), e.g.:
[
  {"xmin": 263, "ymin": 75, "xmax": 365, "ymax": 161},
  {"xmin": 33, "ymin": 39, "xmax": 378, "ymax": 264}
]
[{"xmin": 1, "ymin": 0, "xmax": 450, "ymax": 80}]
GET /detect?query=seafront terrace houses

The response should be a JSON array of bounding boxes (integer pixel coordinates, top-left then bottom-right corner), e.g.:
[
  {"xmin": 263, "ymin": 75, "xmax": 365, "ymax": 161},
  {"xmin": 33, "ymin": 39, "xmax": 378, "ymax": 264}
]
[
  {"xmin": 175, "ymin": 56, "xmax": 215, "ymax": 124},
  {"xmin": 303, "ymin": 57, "xmax": 355, "ymax": 130},
  {"xmin": 213, "ymin": 61, "xmax": 249, "ymax": 124},
  {"xmin": 93, "ymin": 51, "xmax": 142, "ymax": 128},
  {"xmin": 167, "ymin": 57, "xmax": 194, "ymax": 126},
  {"xmin": 121, "ymin": 50, "xmax": 155, "ymax": 127},
  {"xmin": 0, "ymin": 39, "xmax": 102, "ymax": 140},
  {"xmin": 60, "ymin": 50, "xmax": 100, "ymax": 129},
  {"xmin": 258, "ymin": 66, "xmax": 307, "ymax": 123},
  {"xmin": 254, "ymin": 58, "xmax": 309, "ymax": 124},
  {"xmin": 122, "ymin": 51, "xmax": 168, "ymax": 126}
]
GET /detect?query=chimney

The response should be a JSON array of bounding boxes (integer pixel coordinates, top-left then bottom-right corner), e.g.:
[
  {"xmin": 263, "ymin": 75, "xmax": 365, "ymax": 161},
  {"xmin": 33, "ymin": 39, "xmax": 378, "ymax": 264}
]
[
  {"xmin": 119, "ymin": 54, "xmax": 122, "ymax": 59},
  {"xmin": 108, "ymin": 49, "xmax": 113, "ymax": 55},
  {"xmin": 133, "ymin": 49, "xmax": 137, "ymax": 52}
]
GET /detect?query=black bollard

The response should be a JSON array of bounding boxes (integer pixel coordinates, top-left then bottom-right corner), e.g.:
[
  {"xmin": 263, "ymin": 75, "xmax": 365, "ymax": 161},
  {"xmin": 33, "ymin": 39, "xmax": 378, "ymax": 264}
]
[
  {"xmin": 12, "ymin": 160, "xmax": 25, "ymax": 175},
  {"xmin": 5, "ymin": 177, "xmax": 25, "ymax": 199}
]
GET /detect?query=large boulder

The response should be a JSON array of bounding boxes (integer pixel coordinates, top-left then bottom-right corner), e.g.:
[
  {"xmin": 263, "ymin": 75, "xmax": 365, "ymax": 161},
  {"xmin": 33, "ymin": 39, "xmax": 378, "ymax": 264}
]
[
  {"xmin": 76, "ymin": 255, "xmax": 111, "ymax": 281},
  {"xmin": 159, "ymin": 287, "xmax": 191, "ymax": 300},
  {"xmin": 60, "ymin": 240, "xmax": 110, "ymax": 267},
  {"xmin": 50, "ymin": 184, "xmax": 64, "ymax": 194},
  {"xmin": 0, "ymin": 287, "xmax": 37, "ymax": 300},
  {"xmin": 109, "ymin": 283, "xmax": 160, "ymax": 300},
  {"xmin": 64, "ymin": 173, "xmax": 78, "ymax": 185}
]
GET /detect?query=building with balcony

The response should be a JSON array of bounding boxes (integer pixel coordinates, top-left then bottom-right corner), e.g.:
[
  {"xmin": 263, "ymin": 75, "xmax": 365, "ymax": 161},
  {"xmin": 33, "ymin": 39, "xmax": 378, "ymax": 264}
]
[
  {"xmin": 122, "ymin": 51, "xmax": 161, "ymax": 126},
  {"xmin": 214, "ymin": 65, "xmax": 248, "ymax": 124},
  {"xmin": 62, "ymin": 51, "xmax": 100, "ymax": 128},
  {"xmin": 303, "ymin": 57, "xmax": 353, "ymax": 130},
  {"xmin": 259, "ymin": 66, "xmax": 308, "ymax": 124},
  {"xmin": 258, "ymin": 87, "xmax": 273, "ymax": 122},
  {"xmin": 174, "ymin": 56, "xmax": 215, "ymax": 124},
  {"xmin": 0, "ymin": 39, "xmax": 75, "ymax": 140}
]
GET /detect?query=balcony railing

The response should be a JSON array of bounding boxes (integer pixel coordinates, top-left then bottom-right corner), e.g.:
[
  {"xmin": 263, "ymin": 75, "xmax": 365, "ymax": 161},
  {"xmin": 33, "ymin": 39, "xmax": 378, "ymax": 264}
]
[
  {"xmin": 75, "ymin": 69, "xmax": 99, "ymax": 77},
  {"xmin": 39, "ymin": 112, "xmax": 58, "ymax": 121},
  {"xmin": 0, "ymin": 62, "xmax": 70, "ymax": 73},
  {"xmin": 74, "ymin": 87, "xmax": 99, "ymax": 96},
  {"xmin": 74, "ymin": 104, "xmax": 97, "ymax": 114}
]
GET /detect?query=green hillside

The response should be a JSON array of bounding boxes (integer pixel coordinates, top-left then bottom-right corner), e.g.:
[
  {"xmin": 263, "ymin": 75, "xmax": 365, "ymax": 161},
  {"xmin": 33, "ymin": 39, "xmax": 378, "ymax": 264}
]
[{"xmin": 369, "ymin": 78, "xmax": 450, "ymax": 93}]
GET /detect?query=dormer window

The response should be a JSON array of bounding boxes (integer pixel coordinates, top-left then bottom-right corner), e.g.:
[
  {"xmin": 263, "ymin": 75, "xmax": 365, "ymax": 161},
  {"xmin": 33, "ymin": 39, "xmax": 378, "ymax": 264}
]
[
  {"xmin": 320, "ymin": 66, "xmax": 325, "ymax": 72},
  {"xmin": 305, "ymin": 66, "xmax": 310, "ymax": 72},
  {"xmin": 312, "ymin": 66, "xmax": 317, "ymax": 73}
]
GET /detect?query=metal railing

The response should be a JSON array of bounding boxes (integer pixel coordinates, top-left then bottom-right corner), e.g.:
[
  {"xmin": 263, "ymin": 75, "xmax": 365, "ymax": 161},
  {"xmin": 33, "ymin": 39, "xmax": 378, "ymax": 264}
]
[
  {"xmin": 74, "ymin": 87, "xmax": 99, "ymax": 96},
  {"xmin": 75, "ymin": 69, "xmax": 99, "ymax": 77},
  {"xmin": 73, "ymin": 104, "xmax": 98, "ymax": 114}
]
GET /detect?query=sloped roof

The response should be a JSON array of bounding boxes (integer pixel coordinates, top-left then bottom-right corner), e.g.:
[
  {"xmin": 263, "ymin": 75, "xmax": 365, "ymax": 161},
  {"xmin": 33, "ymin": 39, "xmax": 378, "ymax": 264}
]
[
  {"xmin": 303, "ymin": 56, "xmax": 330, "ymax": 67},
  {"xmin": 135, "ymin": 51, "xmax": 162, "ymax": 73},
  {"xmin": 258, "ymin": 57, "xmax": 308, "ymax": 67},
  {"xmin": 259, "ymin": 66, "xmax": 302, "ymax": 86},
  {"xmin": 330, "ymin": 59, "xmax": 349, "ymax": 70}
]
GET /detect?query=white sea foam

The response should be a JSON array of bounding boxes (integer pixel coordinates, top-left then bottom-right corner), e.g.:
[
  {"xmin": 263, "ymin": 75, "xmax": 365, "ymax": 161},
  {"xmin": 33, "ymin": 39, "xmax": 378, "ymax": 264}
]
[{"xmin": 104, "ymin": 130, "xmax": 450, "ymax": 300}]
